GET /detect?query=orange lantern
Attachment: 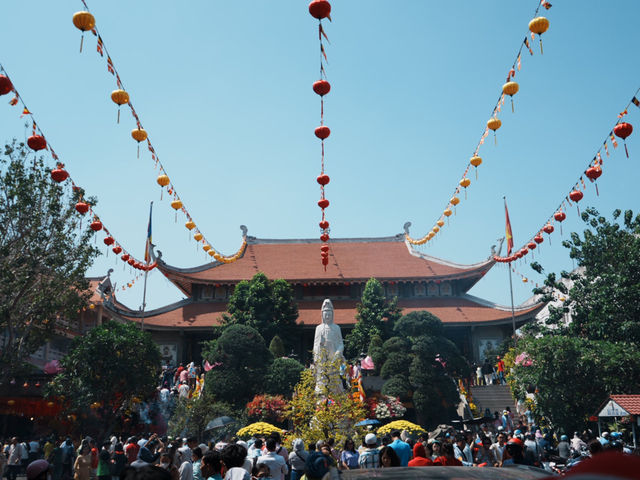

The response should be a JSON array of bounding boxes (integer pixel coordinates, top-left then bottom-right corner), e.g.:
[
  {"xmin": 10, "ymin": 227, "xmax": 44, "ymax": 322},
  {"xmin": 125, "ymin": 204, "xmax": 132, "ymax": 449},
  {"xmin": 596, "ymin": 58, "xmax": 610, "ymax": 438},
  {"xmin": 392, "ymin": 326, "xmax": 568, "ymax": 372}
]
[
  {"xmin": 443, "ymin": 208, "xmax": 452, "ymax": 217},
  {"xmin": 502, "ymin": 81, "xmax": 519, "ymax": 112},
  {"xmin": 111, "ymin": 89, "xmax": 129, "ymax": 123},
  {"xmin": 487, "ymin": 117, "xmax": 502, "ymax": 144},
  {"xmin": 528, "ymin": 17, "xmax": 549, "ymax": 54},
  {"xmin": 459, "ymin": 177, "xmax": 471, "ymax": 199},
  {"xmin": 157, "ymin": 174, "xmax": 170, "ymax": 199},
  {"xmin": 185, "ymin": 220, "xmax": 195, "ymax": 230},
  {"xmin": 72, "ymin": 11, "xmax": 96, "ymax": 52},
  {"xmin": 208, "ymin": 250, "xmax": 216, "ymax": 257},
  {"xmin": 131, "ymin": 128, "xmax": 148, "ymax": 158},
  {"xmin": 470, "ymin": 156, "xmax": 482, "ymax": 178},
  {"xmin": 194, "ymin": 232, "xmax": 203, "ymax": 242},
  {"xmin": 436, "ymin": 219, "xmax": 445, "ymax": 228},
  {"xmin": 203, "ymin": 244, "xmax": 211, "ymax": 252}
]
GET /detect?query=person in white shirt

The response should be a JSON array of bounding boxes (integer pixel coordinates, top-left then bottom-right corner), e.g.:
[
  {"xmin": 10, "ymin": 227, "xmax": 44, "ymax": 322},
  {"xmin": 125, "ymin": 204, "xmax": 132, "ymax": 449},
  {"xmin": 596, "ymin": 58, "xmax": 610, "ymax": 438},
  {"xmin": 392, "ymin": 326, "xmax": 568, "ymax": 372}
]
[
  {"xmin": 178, "ymin": 382, "xmax": 190, "ymax": 399},
  {"xmin": 177, "ymin": 447, "xmax": 193, "ymax": 480},
  {"xmin": 7, "ymin": 438, "xmax": 24, "ymax": 480},
  {"xmin": 490, "ymin": 432, "xmax": 506, "ymax": 464},
  {"xmin": 256, "ymin": 439, "xmax": 287, "ymax": 480}
]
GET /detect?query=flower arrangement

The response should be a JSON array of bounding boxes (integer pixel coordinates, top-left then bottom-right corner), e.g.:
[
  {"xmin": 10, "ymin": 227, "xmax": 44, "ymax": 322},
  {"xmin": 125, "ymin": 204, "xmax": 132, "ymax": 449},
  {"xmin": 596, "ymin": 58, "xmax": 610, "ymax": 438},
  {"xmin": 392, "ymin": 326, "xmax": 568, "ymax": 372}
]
[
  {"xmin": 246, "ymin": 394, "xmax": 288, "ymax": 423},
  {"xmin": 236, "ymin": 422, "xmax": 282, "ymax": 439},
  {"xmin": 366, "ymin": 395, "xmax": 406, "ymax": 420},
  {"xmin": 377, "ymin": 420, "xmax": 426, "ymax": 436}
]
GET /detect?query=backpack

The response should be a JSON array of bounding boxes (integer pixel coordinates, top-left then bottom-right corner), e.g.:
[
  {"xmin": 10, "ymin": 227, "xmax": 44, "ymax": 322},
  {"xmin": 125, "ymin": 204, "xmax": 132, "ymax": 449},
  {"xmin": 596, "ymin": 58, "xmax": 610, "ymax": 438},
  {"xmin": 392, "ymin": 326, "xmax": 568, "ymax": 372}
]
[{"xmin": 305, "ymin": 452, "xmax": 328, "ymax": 480}]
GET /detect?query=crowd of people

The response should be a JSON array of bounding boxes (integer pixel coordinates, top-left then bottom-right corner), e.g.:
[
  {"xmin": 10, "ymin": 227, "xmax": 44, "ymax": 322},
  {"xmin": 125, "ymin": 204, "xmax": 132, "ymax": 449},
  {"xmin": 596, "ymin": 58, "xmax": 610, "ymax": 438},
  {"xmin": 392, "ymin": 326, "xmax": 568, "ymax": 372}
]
[{"xmin": 3, "ymin": 421, "xmax": 637, "ymax": 480}]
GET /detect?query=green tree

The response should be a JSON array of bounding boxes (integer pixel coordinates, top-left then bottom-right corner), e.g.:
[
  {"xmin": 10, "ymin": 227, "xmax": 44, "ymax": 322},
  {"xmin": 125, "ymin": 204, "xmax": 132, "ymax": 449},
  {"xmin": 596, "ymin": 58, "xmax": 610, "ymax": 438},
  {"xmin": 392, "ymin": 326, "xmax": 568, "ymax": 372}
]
[
  {"xmin": 48, "ymin": 321, "xmax": 160, "ymax": 432},
  {"xmin": 344, "ymin": 278, "xmax": 402, "ymax": 359},
  {"xmin": 0, "ymin": 141, "xmax": 99, "ymax": 382},
  {"xmin": 223, "ymin": 273, "xmax": 298, "ymax": 347},
  {"xmin": 378, "ymin": 311, "xmax": 466, "ymax": 428},
  {"xmin": 202, "ymin": 324, "xmax": 272, "ymax": 407},
  {"xmin": 269, "ymin": 335, "xmax": 286, "ymax": 358},
  {"xmin": 264, "ymin": 357, "xmax": 305, "ymax": 397},
  {"xmin": 511, "ymin": 208, "xmax": 640, "ymax": 432},
  {"xmin": 168, "ymin": 394, "xmax": 236, "ymax": 442}
]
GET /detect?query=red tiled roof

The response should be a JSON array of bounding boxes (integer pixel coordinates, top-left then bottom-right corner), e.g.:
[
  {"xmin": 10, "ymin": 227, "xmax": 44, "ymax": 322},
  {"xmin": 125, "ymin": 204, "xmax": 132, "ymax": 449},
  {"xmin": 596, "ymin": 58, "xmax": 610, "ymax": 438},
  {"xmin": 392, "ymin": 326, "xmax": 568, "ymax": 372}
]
[
  {"xmin": 610, "ymin": 395, "xmax": 640, "ymax": 415},
  {"xmin": 157, "ymin": 237, "xmax": 495, "ymax": 293},
  {"xmin": 110, "ymin": 296, "xmax": 542, "ymax": 330}
]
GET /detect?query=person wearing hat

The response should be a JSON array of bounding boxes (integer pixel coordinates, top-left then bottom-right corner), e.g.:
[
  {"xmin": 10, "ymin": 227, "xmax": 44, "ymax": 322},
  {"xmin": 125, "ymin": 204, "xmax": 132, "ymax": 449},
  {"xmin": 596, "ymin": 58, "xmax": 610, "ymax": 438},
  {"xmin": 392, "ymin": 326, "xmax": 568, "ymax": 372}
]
[
  {"xmin": 26, "ymin": 460, "xmax": 50, "ymax": 480},
  {"xmin": 357, "ymin": 434, "xmax": 379, "ymax": 469},
  {"xmin": 557, "ymin": 435, "xmax": 571, "ymax": 462}
]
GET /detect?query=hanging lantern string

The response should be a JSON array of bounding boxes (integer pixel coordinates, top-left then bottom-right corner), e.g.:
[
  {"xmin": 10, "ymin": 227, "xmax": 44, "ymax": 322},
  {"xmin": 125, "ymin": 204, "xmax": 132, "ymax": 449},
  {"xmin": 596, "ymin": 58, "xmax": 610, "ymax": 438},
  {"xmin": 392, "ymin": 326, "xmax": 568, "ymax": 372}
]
[
  {"xmin": 494, "ymin": 84, "xmax": 640, "ymax": 263},
  {"xmin": 76, "ymin": 0, "xmax": 246, "ymax": 263},
  {"xmin": 0, "ymin": 62, "xmax": 152, "ymax": 269},
  {"xmin": 405, "ymin": 0, "xmax": 548, "ymax": 246}
]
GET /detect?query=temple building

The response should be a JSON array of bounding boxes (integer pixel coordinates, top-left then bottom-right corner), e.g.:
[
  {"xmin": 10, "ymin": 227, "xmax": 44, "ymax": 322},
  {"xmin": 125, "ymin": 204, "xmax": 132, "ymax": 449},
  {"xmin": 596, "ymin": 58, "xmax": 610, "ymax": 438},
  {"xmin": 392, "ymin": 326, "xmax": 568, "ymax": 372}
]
[{"xmin": 101, "ymin": 230, "xmax": 544, "ymax": 365}]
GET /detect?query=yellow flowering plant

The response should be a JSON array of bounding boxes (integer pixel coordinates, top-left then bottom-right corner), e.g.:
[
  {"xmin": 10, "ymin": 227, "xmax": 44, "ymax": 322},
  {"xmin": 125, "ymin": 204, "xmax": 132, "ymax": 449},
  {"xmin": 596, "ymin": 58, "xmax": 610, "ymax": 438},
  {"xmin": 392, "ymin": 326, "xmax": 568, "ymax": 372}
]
[
  {"xmin": 236, "ymin": 421, "xmax": 282, "ymax": 439},
  {"xmin": 377, "ymin": 420, "xmax": 426, "ymax": 436}
]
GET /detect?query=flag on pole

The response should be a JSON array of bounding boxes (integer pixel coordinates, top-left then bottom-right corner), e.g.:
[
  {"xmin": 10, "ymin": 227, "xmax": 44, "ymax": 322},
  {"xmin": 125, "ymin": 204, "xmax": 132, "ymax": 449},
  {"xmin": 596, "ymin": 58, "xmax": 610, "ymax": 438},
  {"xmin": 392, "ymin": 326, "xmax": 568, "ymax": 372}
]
[
  {"xmin": 144, "ymin": 202, "xmax": 153, "ymax": 264},
  {"xmin": 504, "ymin": 199, "xmax": 514, "ymax": 255}
]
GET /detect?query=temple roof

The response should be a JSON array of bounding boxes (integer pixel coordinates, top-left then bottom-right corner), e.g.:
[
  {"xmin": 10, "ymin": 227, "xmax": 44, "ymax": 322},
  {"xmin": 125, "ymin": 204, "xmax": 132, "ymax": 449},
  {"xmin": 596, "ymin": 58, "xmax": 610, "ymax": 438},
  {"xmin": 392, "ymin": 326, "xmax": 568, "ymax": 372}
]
[
  {"xmin": 104, "ymin": 294, "xmax": 543, "ymax": 331},
  {"xmin": 153, "ymin": 233, "xmax": 498, "ymax": 296}
]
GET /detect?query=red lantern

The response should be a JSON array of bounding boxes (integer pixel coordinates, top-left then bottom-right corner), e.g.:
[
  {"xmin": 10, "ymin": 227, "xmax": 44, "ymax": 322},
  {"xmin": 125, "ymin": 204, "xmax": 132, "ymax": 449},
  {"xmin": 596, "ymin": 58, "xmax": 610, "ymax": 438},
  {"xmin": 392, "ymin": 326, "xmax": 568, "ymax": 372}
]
[
  {"xmin": 534, "ymin": 235, "xmax": 544, "ymax": 244},
  {"xmin": 520, "ymin": 248, "xmax": 528, "ymax": 256},
  {"xmin": 543, "ymin": 224, "xmax": 554, "ymax": 235},
  {"xmin": 320, "ymin": 233, "xmax": 329, "ymax": 242},
  {"xmin": 309, "ymin": 0, "xmax": 331, "ymax": 19},
  {"xmin": 315, "ymin": 126, "xmax": 331, "ymax": 139},
  {"xmin": 121, "ymin": 254, "xmax": 130, "ymax": 262},
  {"xmin": 112, "ymin": 246, "xmax": 122, "ymax": 255},
  {"xmin": 317, "ymin": 174, "xmax": 330, "ymax": 185},
  {"xmin": 319, "ymin": 220, "xmax": 329, "ymax": 229},
  {"xmin": 0, "ymin": 75, "xmax": 13, "ymax": 95},
  {"xmin": 27, "ymin": 135, "xmax": 47, "ymax": 151},
  {"xmin": 321, "ymin": 256, "xmax": 329, "ymax": 266},
  {"xmin": 90, "ymin": 220, "xmax": 103, "ymax": 232},
  {"xmin": 75, "ymin": 202, "xmax": 89, "ymax": 214},
  {"xmin": 103, "ymin": 236, "xmax": 115, "ymax": 246},
  {"xmin": 528, "ymin": 242, "xmax": 537, "ymax": 250},
  {"xmin": 320, "ymin": 244, "xmax": 330, "ymax": 253},
  {"xmin": 554, "ymin": 211, "xmax": 566, "ymax": 222},
  {"xmin": 569, "ymin": 189, "xmax": 583, "ymax": 202},
  {"xmin": 613, "ymin": 122, "xmax": 633, "ymax": 158},
  {"xmin": 313, "ymin": 80, "xmax": 331, "ymax": 96},
  {"xmin": 128, "ymin": 258, "xmax": 135, "ymax": 266},
  {"xmin": 318, "ymin": 198, "xmax": 329, "ymax": 209},
  {"xmin": 586, "ymin": 165, "xmax": 603, "ymax": 195},
  {"xmin": 51, "ymin": 165, "xmax": 69, "ymax": 183}
]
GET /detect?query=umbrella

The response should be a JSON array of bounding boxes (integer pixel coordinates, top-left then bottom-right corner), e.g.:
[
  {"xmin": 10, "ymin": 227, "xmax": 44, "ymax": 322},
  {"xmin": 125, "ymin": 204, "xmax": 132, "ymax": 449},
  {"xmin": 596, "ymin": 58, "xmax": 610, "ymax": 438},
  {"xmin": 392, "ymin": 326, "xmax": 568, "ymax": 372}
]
[
  {"xmin": 205, "ymin": 416, "xmax": 236, "ymax": 431},
  {"xmin": 355, "ymin": 419, "xmax": 381, "ymax": 427}
]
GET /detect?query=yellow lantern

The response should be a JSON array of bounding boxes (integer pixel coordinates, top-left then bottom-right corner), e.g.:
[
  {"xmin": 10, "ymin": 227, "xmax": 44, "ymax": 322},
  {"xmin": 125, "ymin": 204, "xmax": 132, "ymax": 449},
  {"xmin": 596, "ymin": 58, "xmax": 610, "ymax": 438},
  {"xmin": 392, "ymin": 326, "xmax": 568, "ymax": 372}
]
[
  {"xmin": 487, "ymin": 117, "xmax": 502, "ymax": 144},
  {"xmin": 170, "ymin": 199, "xmax": 183, "ymax": 210},
  {"xmin": 131, "ymin": 128, "xmax": 148, "ymax": 158},
  {"xmin": 185, "ymin": 220, "xmax": 196, "ymax": 230},
  {"xmin": 529, "ymin": 17, "xmax": 549, "ymax": 54},
  {"xmin": 450, "ymin": 196, "xmax": 460, "ymax": 206},
  {"xmin": 111, "ymin": 90, "xmax": 130, "ymax": 123},
  {"xmin": 7, "ymin": 399, "xmax": 15, "ymax": 406},
  {"xmin": 427, "ymin": 232, "xmax": 434, "ymax": 240},
  {"xmin": 522, "ymin": 277, "xmax": 528, "ymax": 283},
  {"xmin": 72, "ymin": 11, "xmax": 95, "ymax": 52},
  {"xmin": 88, "ymin": 304, "xmax": 95, "ymax": 310},
  {"xmin": 208, "ymin": 250, "xmax": 216, "ymax": 257},
  {"xmin": 432, "ymin": 226, "xmax": 440, "ymax": 234},
  {"xmin": 437, "ymin": 219, "xmax": 445, "ymax": 228},
  {"xmin": 443, "ymin": 209, "xmax": 452, "ymax": 225},
  {"xmin": 470, "ymin": 156, "xmax": 482, "ymax": 178},
  {"xmin": 203, "ymin": 244, "xmax": 211, "ymax": 252},
  {"xmin": 194, "ymin": 232, "xmax": 203, "ymax": 242},
  {"xmin": 502, "ymin": 82, "xmax": 519, "ymax": 112}
]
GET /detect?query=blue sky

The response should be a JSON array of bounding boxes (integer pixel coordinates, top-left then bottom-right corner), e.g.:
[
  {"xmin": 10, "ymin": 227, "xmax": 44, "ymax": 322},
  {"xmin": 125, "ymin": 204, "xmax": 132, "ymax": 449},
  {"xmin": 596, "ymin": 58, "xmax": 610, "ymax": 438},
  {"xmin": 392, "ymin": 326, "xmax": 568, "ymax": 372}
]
[{"xmin": 1, "ymin": 1, "xmax": 638, "ymax": 310}]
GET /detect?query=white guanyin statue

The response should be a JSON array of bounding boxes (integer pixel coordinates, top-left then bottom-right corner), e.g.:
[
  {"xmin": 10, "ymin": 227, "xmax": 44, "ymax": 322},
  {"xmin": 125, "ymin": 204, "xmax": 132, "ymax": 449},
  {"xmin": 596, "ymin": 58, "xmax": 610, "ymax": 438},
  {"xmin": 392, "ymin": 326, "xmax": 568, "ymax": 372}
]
[{"xmin": 312, "ymin": 298, "xmax": 345, "ymax": 393}]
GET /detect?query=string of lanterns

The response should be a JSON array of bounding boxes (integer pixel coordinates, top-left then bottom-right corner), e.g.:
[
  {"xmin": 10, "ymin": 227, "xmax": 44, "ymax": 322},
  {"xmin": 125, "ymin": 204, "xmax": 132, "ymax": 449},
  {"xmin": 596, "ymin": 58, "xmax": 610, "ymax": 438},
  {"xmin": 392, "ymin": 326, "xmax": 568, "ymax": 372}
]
[
  {"xmin": 72, "ymin": 0, "xmax": 247, "ymax": 264},
  {"xmin": 309, "ymin": 0, "xmax": 332, "ymax": 269},
  {"xmin": 0, "ymin": 65, "xmax": 154, "ymax": 273},
  {"xmin": 405, "ymin": 0, "xmax": 551, "ymax": 246},
  {"xmin": 494, "ymin": 89, "xmax": 638, "ymax": 264}
]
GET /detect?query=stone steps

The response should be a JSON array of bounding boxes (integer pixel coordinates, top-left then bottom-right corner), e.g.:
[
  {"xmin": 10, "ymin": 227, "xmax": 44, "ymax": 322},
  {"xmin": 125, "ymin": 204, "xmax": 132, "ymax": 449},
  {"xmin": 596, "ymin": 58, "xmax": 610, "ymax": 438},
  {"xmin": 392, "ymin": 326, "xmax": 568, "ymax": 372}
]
[{"xmin": 470, "ymin": 384, "xmax": 518, "ymax": 417}]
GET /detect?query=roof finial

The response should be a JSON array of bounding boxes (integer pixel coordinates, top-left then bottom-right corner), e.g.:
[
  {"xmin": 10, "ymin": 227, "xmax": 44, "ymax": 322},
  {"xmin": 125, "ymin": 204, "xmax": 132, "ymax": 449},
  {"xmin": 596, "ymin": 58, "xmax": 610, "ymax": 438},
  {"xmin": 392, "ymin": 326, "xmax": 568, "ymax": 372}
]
[{"xmin": 403, "ymin": 221, "xmax": 412, "ymax": 236}]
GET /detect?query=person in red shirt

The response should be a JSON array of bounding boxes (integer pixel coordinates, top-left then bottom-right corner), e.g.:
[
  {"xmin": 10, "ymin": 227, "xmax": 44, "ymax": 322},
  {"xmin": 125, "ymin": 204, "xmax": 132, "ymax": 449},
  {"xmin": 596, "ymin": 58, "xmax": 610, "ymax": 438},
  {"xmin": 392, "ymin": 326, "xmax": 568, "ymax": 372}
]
[
  {"xmin": 124, "ymin": 438, "xmax": 140, "ymax": 465},
  {"xmin": 433, "ymin": 443, "xmax": 462, "ymax": 466},
  {"xmin": 408, "ymin": 443, "xmax": 433, "ymax": 467},
  {"xmin": 496, "ymin": 356, "xmax": 506, "ymax": 385}
]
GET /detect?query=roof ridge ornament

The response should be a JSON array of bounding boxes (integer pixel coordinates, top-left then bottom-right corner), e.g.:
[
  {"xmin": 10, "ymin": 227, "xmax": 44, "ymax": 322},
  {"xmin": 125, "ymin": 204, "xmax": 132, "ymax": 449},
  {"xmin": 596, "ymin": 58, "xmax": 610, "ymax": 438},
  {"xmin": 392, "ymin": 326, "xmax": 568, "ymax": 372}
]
[{"xmin": 491, "ymin": 237, "xmax": 506, "ymax": 258}]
